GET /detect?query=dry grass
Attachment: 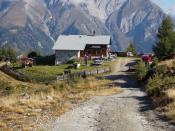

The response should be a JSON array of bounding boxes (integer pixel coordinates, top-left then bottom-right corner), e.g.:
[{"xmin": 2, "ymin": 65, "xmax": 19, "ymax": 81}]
[
  {"xmin": 158, "ymin": 58, "xmax": 175, "ymax": 67},
  {"xmin": 150, "ymin": 58, "xmax": 175, "ymax": 124},
  {"xmin": 164, "ymin": 103, "xmax": 175, "ymax": 123},
  {"xmin": 0, "ymin": 121, "xmax": 6, "ymax": 128},
  {"xmin": 5, "ymin": 116, "xmax": 18, "ymax": 121},
  {"xmin": 0, "ymin": 96, "xmax": 17, "ymax": 108},
  {"xmin": 0, "ymin": 72, "xmax": 122, "ymax": 130},
  {"xmin": 146, "ymin": 58, "xmax": 175, "ymax": 124},
  {"xmin": 14, "ymin": 108, "xmax": 25, "ymax": 114},
  {"xmin": 152, "ymin": 89, "xmax": 175, "ymax": 123},
  {"xmin": 164, "ymin": 89, "xmax": 175, "ymax": 123},
  {"xmin": 167, "ymin": 89, "xmax": 175, "ymax": 99}
]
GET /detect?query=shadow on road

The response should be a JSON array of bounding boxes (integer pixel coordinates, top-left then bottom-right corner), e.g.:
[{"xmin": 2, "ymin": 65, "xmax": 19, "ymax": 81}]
[
  {"xmin": 105, "ymin": 72, "xmax": 137, "ymax": 88},
  {"xmin": 104, "ymin": 61, "xmax": 175, "ymax": 128},
  {"xmin": 105, "ymin": 63, "xmax": 154, "ymax": 111}
]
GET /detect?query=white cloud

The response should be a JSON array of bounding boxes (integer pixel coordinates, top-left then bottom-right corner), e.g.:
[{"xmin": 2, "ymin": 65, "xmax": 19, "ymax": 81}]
[{"xmin": 168, "ymin": 5, "xmax": 175, "ymax": 17}]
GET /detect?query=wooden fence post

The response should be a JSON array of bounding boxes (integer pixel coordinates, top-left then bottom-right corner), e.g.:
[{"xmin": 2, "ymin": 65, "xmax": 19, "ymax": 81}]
[{"xmin": 55, "ymin": 67, "xmax": 112, "ymax": 81}]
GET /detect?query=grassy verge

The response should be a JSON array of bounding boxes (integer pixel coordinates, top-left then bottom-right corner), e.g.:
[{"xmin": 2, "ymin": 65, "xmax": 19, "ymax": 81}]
[
  {"xmin": 151, "ymin": 89, "xmax": 175, "ymax": 124},
  {"xmin": 134, "ymin": 58, "xmax": 175, "ymax": 124},
  {"xmin": 0, "ymin": 72, "xmax": 122, "ymax": 130}
]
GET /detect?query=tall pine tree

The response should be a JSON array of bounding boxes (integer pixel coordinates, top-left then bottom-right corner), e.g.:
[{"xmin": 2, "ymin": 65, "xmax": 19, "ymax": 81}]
[{"xmin": 154, "ymin": 16, "xmax": 175, "ymax": 60}]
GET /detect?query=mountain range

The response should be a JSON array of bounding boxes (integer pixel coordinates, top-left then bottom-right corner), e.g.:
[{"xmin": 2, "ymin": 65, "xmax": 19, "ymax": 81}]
[{"xmin": 0, "ymin": 0, "xmax": 166, "ymax": 53}]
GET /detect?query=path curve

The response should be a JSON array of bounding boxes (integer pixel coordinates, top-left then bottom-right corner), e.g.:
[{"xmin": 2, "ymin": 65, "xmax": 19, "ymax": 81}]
[{"xmin": 49, "ymin": 58, "xmax": 174, "ymax": 131}]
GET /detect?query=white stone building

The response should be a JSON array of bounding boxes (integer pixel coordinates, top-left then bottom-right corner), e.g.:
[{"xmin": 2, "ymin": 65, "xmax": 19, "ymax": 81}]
[{"xmin": 53, "ymin": 35, "xmax": 111, "ymax": 64}]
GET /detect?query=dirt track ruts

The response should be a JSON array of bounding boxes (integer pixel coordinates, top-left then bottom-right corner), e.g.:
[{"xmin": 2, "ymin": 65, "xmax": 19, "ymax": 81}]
[{"xmin": 49, "ymin": 58, "xmax": 175, "ymax": 131}]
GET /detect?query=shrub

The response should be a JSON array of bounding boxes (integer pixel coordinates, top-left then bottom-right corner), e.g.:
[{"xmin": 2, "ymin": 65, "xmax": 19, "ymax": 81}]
[
  {"xmin": 146, "ymin": 74, "xmax": 163, "ymax": 96},
  {"xmin": 155, "ymin": 65, "xmax": 168, "ymax": 76},
  {"xmin": 135, "ymin": 61, "xmax": 148, "ymax": 81},
  {"xmin": 163, "ymin": 76, "xmax": 175, "ymax": 90},
  {"xmin": 0, "ymin": 47, "xmax": 17, "ymax": 61},
  {"xmin": 146, "ymin": 74, "xmax": 175, "ymax": 96},
  {"xmin": 173, "ymin": 60, "xmax": 175, "ymax": 67},
  {"xmin": 150, "ymin": 57, "xmax": 159, "ymax": 68}
]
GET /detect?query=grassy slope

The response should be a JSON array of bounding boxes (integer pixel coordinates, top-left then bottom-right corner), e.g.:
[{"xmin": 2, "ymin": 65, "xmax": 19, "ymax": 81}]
[
  {"xmin": 16, "ymin": 60, "xmax": 114, "ymax": 82},
  {"xmin": 16, "ymin": 64, "xmax": 68, "ymax": 82},
  {"xmin": 153, "ymin": 59, "xmax": 175, "ymax": 124},
  {"xmin": 0, "ymin": 63, "xmax": 122, "ymax": 130}
]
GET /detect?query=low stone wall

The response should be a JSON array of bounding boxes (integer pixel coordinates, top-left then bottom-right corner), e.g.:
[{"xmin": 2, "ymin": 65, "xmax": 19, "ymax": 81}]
[
  {"xmin": 0, "ymin": 65, "xmax": 111, "ymax": 82},
  {"xmin": 0, "ymin": 65, "xmax": 31, "ymax": 82}
]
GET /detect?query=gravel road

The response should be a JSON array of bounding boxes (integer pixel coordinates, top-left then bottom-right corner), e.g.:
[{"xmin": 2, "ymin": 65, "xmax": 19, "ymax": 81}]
[{"xmin": 49, "ymin": 58, "xmax": 175, "ymax": 131}]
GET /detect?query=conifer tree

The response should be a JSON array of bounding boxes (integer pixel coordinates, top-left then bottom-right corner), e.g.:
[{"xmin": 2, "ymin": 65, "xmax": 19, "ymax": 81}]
[
  {"xmin": 154, "ymin": 16, "xmax": 175, "ymax": 59},
  {"xmin": 127, "ymin": 42, "xmax": 136, "ymax": 55}
]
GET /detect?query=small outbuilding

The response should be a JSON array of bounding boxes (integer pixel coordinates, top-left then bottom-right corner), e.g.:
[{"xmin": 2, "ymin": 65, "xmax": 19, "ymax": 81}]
[{"xmin": 53, "ymin": 35, "xmax": 111, "ymax": 64}]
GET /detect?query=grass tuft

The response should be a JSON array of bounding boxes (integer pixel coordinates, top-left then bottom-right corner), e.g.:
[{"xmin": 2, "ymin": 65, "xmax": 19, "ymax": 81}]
[
  {"xmin": 0, "ymin": 121, "xmax": 6, "ymax": 128},
  {"xmin": 0, "ymin": 68, "xmax": 122, "ymax": 130}
]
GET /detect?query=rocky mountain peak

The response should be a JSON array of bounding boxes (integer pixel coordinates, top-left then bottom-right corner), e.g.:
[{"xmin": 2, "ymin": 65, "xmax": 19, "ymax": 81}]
[
  {"xmin": 47, "ymin": 0, "xmax": 126, "ymax": 21},
  {"xmin": 0, "ymin": 0, "xmax": 166, "ymax": 53}
]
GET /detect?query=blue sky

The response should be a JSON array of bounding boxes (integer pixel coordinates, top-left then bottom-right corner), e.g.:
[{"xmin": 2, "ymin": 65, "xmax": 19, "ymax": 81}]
[{"xmin": 151, "ymin": 0, "xmax": 175, "ymax": 16}]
